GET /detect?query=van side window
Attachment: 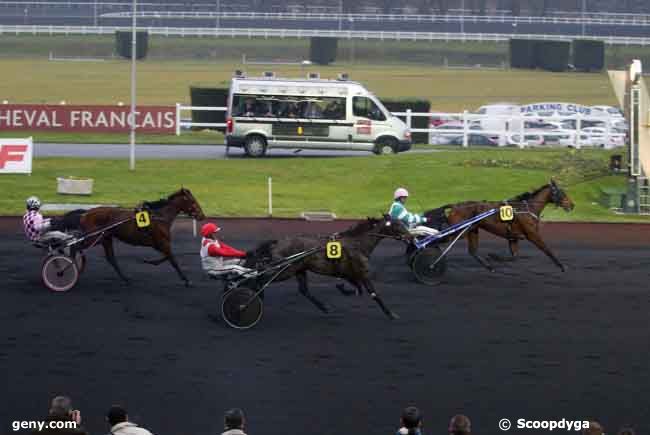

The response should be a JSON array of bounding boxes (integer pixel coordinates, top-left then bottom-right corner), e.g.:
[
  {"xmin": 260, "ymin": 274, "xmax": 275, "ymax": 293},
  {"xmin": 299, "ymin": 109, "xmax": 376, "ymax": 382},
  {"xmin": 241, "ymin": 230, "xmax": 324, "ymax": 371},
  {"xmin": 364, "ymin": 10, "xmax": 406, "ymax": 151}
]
[{"xmin": 353, "ymin": 97, "xmax": 386, "ymax": 121}]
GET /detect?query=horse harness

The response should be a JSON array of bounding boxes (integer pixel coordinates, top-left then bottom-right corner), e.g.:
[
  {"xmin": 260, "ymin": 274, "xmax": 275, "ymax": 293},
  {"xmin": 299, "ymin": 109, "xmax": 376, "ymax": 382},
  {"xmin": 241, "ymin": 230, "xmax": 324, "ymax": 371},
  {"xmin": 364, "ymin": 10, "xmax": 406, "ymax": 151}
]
[{"xmin": 499, "ymin": 200, "xmax": 540, "ymax": 241}]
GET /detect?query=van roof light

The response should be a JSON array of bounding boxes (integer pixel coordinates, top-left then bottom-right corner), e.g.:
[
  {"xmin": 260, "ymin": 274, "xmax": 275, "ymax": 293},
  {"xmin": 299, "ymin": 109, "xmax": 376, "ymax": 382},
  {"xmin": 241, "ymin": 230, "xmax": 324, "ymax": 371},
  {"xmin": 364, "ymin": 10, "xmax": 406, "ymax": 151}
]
[
  {"xmin": 308, "ymin": 72, "xmax": 320, "ymax": 79},
  {"xmin": 234, "ymin": 70, "xmax": 245, "ymax": 77},
  {"xmin": 263, "ymin": 71, "xmax": 276, "ymax": 78},
  {"xmin": 337, "ymin": 73, "xmax": 349, "ymax": 81}
]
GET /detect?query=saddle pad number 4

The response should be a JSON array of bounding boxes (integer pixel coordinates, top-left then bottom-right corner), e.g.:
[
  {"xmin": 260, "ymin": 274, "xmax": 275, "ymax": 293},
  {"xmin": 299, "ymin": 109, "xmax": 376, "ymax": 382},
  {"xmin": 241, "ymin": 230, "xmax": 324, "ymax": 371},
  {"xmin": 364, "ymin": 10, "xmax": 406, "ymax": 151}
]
[
  {"xmin": 326, "ymin": 241, "xmax": 342, "ymax": 259},
  {"xmin": 499, "ymin": 205, "xmax": 514, "ymax": 222},
  {"xmin": 136, "ymin": 211, "xmax": 151, "ymax": 228}
]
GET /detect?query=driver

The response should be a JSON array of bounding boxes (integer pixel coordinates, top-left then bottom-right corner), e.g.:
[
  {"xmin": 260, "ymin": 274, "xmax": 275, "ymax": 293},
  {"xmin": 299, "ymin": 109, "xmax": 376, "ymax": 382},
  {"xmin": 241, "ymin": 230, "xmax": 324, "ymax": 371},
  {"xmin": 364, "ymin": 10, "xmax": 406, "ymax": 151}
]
[
  {"xmin": 200, "ymin": 222, "xmax": 252, "ymax": 277},
  {"xmin": 22, "ymin": 196, "xmax": 70, "ymax": 244},
  {"xmin": 388, "ymin": 188, "xmax": 439, "ymax": 238}
]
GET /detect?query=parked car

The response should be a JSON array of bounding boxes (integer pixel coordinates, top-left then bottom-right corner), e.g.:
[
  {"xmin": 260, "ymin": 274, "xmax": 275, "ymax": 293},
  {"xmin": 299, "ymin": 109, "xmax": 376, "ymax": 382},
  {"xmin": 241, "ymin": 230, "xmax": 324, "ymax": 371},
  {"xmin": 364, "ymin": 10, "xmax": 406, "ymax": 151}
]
[
  {"xmin": 506, "ymin": 133, "xmax": 545, "ymax": 147},
  {"xmin": 429, "ymin": 123, "xmax": 465, "ymax": 145},
  {"xmin": 449, "ymin": 134, "xmax": 498, "ymax": 146}
]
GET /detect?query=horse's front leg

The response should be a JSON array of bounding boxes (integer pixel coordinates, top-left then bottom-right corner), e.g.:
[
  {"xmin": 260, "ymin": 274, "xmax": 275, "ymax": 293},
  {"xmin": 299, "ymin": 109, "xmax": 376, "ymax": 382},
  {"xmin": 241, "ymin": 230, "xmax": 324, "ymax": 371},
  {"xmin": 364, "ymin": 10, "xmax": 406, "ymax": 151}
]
[
  {"xmin": 296, "ymin": 271, "xmax": 331, "ymax": 313},
  {"xmin": 467, "ymin": 229, "xmax": 494, "ymax": 272},
  {"xmin": 525, "ymin": 232, "xmax": 566, "ymax": 272},
  {"xmin": 361, "ymin": 277, "xmax": 399, "ymax": 320},
  {"xmin": 153, "ymin": 236, "xmax": 192, "ymax": 287},
  {"xmin": 102, "ymin": 237, "xmax": 130, "ymax": 284}
]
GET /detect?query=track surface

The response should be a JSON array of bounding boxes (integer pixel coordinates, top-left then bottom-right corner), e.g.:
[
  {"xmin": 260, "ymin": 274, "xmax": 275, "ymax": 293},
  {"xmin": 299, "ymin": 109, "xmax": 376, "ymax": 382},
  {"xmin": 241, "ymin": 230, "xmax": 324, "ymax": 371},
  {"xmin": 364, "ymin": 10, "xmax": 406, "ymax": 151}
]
[{"xmin": 2, "ymin": 221, "xmax": 650, "ymax": 435}]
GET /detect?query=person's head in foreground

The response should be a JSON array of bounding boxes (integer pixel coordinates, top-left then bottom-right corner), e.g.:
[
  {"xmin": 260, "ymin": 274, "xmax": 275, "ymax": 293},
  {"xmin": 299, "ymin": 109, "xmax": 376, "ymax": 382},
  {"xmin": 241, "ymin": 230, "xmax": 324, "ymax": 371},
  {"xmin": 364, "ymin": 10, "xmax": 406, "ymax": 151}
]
[
  {"xmin": 582, "ymin": 421, "xmax": 604, "ymax": 435},
  {"xmin": 223, "ymin": 408, "xmax": 246, "ymax": 433},
  {"xmin": 398, "ymin": 406, "xmax": 422, "ymax": 435},
  {"xmin": 448, "ymin": 414, "xmax": 471, "ymax": 435}
]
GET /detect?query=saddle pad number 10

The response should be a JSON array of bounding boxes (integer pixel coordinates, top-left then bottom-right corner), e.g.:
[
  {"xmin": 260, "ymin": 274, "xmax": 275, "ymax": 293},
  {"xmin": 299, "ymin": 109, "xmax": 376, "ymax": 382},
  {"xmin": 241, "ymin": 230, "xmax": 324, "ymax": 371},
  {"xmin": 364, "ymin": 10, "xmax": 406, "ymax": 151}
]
[
  {"xmin": 499, "ymin": 205, "xmax": 514, "ymax": 222},
  {"xmin": 326, "ymin": 241, "xmax": 342, "ymax": 259},
  {"xmin": 136, "ymin": 211, "xmax": 151, "ymax": 228}
]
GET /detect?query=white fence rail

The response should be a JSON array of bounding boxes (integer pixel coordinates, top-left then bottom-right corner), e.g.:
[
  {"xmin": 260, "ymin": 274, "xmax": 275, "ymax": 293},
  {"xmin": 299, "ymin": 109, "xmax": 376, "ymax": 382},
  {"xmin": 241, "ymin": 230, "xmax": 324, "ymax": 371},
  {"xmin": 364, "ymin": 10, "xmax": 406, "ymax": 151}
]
[
  {"xmin": 178, "ymin": 105, "xmax": 626, "ymax": 149},
  {"xmin": 395, "ymin": 109, "xmax": 627, "ymax": 148},
  {"xmin": 97, "ymin": 10, "xmax": 650, "ymax": 26},
  {"xmin": 175, "ymin": 103, "xmax": 226, "ymax": 135},
  {"xmin": 3, "ymin": 25, "xmax": 650, "ymax": 44}
]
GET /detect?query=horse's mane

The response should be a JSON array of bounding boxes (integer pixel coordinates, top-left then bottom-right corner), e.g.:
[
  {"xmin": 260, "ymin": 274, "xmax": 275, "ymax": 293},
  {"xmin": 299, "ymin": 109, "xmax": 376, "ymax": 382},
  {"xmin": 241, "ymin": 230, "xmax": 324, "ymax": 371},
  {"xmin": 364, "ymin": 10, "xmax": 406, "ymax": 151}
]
[
  {"xmin": 141, "ymin": 189, "xmax": 185, "ymax": 210},
  {"xmin": 508, "ymin": 183, "xmax": 550, "ymax": 202},
  {"xmin": 339, "ymin": 218, "xmax": 379, "ymax": 237}
]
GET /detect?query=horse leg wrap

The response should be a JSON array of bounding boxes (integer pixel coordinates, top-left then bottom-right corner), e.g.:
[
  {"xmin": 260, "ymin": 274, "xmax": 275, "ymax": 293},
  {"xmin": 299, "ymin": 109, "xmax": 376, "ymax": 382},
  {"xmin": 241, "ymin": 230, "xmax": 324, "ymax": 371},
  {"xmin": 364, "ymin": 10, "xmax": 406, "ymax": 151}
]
[{"xmin": 370, "ymin": 292, "xmax": 377, "ymax": 298}]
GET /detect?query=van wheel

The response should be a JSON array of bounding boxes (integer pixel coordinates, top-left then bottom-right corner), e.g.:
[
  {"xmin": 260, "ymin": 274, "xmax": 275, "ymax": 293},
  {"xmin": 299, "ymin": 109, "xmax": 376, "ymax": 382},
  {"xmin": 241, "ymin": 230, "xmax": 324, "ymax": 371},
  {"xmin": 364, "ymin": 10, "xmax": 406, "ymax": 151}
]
[
  {"xmin": 374, "ymin": 137, "xmax": 397, "ymax": 155},
  {"xmin": 244, "ymin": 135, "xmax": 267, "ymax": 157}
]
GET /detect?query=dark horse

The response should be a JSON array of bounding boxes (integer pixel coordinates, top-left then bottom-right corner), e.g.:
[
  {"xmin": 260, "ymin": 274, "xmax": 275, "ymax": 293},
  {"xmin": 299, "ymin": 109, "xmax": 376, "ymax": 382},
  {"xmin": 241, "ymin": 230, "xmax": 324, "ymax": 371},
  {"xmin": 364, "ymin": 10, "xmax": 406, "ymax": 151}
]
[
  {"xmin": 244, "ymin": 215, "xmax": 412, "ymax": 319},
  {"xmin": 68, "ymin": 188, "xmax": 205, "ymax": 286},
  {"xmin": 423, "ymin": 180, "xmax": 575, "ymax": 272}
]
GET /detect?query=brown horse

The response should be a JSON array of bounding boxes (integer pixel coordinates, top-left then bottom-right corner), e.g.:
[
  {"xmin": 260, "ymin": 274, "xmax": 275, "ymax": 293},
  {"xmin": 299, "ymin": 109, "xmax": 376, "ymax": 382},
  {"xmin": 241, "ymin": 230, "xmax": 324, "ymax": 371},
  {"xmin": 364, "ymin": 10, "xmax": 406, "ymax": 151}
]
[
  {"xmin": 244, "ymin": 215, "xmax": 412, "ymax": 319},
  {"xmin": 76, "ymin": 188, "xmax": 205, "ymax": 286},
  {"xmin": 423, "ymin": 180, "xmax": 574, "ymax": 272}
]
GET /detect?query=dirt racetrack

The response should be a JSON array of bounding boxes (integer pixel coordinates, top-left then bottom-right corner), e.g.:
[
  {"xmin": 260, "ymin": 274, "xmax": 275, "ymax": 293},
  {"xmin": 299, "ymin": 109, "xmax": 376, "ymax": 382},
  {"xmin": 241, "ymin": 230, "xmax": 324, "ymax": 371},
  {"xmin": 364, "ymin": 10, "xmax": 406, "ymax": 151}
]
[{"xmin": 2, "ymin": 218, "xmax": 650, "ymax": 435}]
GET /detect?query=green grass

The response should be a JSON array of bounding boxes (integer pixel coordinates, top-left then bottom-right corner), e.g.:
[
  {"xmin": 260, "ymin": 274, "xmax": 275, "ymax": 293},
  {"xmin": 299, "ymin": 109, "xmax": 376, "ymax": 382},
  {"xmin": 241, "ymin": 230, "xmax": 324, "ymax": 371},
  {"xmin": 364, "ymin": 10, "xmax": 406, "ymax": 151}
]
[
  {"xmin": 0, "ymin": 58, "xmax": 617, "ymax": 111},
  {"xmin": 1, "ymin": 149, "xmax": 646, "ymax": 222}
]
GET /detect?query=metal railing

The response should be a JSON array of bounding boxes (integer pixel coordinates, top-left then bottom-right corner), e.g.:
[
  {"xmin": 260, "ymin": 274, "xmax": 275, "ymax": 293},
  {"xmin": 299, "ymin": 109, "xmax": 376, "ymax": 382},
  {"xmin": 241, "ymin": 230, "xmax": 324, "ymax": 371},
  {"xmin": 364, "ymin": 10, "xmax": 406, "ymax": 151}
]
[{"xmin": 3, "ymin": 25, "xmax": 650, "ymax": 44}]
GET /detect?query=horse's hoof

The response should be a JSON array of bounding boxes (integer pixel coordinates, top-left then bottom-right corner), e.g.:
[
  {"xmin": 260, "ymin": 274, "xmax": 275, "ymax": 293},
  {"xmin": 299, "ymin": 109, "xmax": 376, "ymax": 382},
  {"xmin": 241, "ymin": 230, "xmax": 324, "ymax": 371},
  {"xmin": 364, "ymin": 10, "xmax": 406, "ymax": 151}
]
[{"xmin": 185, "ymin": 280, "xmax": 193, "ymax": 288}]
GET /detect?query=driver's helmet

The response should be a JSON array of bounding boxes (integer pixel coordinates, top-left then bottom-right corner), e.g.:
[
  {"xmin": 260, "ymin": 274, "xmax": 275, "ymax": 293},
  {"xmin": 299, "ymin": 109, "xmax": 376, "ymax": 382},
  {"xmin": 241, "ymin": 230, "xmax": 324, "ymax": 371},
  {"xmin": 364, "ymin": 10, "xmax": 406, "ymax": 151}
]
[
  {"xmin": 201, "ymin": 222, "xmax": 221, "ymax": 237},
  {"xmin": 26, "ymin": 196, "xmax": 41, "ymax": 211},
  {"xmin": 393, "ymin": 187, "xmax": 409, "ymax": 200}
]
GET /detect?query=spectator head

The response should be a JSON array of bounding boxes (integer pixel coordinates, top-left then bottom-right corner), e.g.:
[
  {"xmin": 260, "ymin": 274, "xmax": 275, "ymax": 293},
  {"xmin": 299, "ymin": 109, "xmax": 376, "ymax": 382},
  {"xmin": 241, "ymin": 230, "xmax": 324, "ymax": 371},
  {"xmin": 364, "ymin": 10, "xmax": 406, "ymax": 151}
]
[
  {"xmin": 399, "ymin": 406, "xmax": 422, "ymax": 434},
  {"xmin": 224, "ymin": 408, "xmax": 245, "ymax": 430},
  {"xmin": 617, "ymin": 428, "xmax": 636, "ymax": 435},
  {"xmin": 583, "ymin": 421, "xmax": 604, "ymax": 435},
  {"xmin": 106, "ymin": 405, "xmax": 128, "ymax": 427},
  {"xmin": 49, "ymin": 396, "xmax": 73, "ymax": 418},
  {"xmin": 448, "ymin": 415, "xmax": 471, "ymax": 435}
]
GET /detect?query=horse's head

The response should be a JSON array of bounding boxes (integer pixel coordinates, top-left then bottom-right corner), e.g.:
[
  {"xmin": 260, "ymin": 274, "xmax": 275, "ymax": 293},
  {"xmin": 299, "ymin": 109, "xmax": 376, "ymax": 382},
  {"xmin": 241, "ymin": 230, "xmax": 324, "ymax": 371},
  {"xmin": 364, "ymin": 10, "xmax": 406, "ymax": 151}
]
[
  {"xmin": 375, "ymin": 214, "xmax": 413, "ymax": 242},
  {"xmin": 549, "ymin": 179, "xmax": 574, "ymax": 212},
  {"xmin": 170, "ymin": 188, "xmax": 206, "ymax": 220}
]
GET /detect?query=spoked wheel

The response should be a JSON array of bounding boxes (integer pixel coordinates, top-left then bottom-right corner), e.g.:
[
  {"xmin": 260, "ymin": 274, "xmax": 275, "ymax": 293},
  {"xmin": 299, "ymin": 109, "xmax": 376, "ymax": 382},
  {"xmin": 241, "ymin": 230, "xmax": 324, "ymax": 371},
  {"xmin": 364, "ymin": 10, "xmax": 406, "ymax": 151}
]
[
  {"xmin": 42, "ymin": 255, "xmax": 79, "ymax": 292},
  {"xmin": 411, "ymin": 246, "xmax": 447, "ymax": 286},
  {"xmin": 221, "ymin": 287, "xmax": 264, "ymax": 330}
]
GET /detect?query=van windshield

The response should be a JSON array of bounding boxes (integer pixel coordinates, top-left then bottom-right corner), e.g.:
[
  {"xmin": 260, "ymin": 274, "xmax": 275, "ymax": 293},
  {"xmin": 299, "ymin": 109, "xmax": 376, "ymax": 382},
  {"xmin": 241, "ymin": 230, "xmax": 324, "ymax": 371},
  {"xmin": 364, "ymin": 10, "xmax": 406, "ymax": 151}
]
[{"xmin": 232, "ymin": 94, "xmax": 346, "ymax": 120}]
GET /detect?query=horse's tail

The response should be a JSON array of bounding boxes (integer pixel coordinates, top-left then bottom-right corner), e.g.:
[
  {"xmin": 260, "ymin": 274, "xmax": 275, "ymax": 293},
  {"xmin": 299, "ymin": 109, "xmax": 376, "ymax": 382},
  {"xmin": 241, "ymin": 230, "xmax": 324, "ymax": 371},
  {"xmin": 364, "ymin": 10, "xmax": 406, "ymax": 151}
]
[
  {"xmin": 52, "ymin": 209, "xmax": 86, "ymax": 232},
  {"xmin": 246, "ymin": 239, "xmax": 278, "ymax": 268},
  {"xmin": 424, "ymin": 204, "xmax": 451, "ymax": 229}
]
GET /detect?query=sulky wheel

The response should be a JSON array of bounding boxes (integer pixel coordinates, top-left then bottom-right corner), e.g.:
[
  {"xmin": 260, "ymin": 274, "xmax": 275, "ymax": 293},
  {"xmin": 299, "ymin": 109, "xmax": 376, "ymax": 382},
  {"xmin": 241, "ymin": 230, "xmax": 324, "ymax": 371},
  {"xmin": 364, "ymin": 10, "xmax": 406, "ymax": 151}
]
[
  {"xmin": 41, "ymin": 254, "xmax": 80, "ymax": 292},
  {"xmin": 221, "ymin": 287, "xmax": 264, "ymax": 330},
  {"xmin": 412, "ymin": 246, "xmax": 447, "ymax": 286}
]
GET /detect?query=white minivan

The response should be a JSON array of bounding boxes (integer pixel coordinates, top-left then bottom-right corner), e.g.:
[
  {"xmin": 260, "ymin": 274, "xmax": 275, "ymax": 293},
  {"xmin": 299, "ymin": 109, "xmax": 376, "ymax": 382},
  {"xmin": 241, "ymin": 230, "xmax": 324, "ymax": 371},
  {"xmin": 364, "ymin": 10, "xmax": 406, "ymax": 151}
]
[{"xmin": 225, "ymin": 74, "xmax": 412, "ymax": 157}]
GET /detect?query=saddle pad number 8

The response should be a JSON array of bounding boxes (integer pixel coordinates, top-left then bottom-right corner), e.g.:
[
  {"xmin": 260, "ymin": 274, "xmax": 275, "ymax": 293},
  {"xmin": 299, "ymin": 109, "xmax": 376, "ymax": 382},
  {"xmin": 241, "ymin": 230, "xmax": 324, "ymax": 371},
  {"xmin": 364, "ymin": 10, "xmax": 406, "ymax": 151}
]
[
  {"xmin": 136, "ymin": 211, "xmax": 151, "ymax": 228},
  {"xmin": 499, "ymin": 205, "xmax": 514, "ymax": 222},
  {"xmin": 326, "ymin": 241, "xmax": 342, "ymax": 259}
]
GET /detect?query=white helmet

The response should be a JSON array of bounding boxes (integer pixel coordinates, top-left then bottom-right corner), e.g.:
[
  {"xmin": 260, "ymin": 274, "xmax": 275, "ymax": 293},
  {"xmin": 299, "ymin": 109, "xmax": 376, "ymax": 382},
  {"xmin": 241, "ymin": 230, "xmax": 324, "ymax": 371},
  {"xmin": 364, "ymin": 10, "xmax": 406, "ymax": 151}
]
[
  {"xmin": 393, "ymin": 187, "xmax": 409, "ymax": 200},
  {"xmin": 26, "ymin": 196, "xmax": 41, "ymax": 211}
]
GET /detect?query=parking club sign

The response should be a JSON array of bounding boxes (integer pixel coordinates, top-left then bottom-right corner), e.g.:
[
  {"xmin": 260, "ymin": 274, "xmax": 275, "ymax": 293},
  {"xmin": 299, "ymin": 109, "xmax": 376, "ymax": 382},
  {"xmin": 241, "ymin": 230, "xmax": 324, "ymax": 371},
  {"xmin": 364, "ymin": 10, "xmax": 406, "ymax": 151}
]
[{"xmin": 0, "ymin": 138, "xmax": 33, "ymax": 174}]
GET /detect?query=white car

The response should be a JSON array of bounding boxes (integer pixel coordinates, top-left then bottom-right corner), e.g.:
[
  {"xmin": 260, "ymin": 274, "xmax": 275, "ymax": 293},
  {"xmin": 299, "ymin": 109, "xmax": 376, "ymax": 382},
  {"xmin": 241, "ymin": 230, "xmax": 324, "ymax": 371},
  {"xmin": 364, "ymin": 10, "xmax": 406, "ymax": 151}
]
[
  {"xmin": 558, "ymin": 128, "xmax": 625, "ymax": 148},
  {"xmin": 429, "ymin": 123, "xmax": 465, "ymax": 145},
  {"xmin": 506, "ymin": 133, "xmax": 545, "ymax": 147}
]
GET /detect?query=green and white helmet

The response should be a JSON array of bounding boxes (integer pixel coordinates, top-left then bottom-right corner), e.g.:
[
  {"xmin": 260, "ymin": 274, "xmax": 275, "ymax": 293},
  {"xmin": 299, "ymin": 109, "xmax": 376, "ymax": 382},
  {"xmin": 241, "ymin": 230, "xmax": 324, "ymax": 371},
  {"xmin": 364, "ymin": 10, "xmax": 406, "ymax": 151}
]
[{"xmin": 26, "ymin": 196, "xmax": 41, "ymax": 211}]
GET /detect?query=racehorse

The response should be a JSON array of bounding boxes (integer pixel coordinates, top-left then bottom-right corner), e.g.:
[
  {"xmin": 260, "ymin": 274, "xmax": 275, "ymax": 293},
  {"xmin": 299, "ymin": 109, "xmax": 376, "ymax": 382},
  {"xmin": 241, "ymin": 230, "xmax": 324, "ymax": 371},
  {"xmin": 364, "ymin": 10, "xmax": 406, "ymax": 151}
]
[
  {"xmin": 72, "ymin": 188, "xmax": 205, "ymax": 286},
  {"xmin": 423, "ymin": 180, "xmax": 574, "ymax": 272},
  {"xmin": 244, "ymin": 215, "xmax": 412, "ymax": 319}
]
